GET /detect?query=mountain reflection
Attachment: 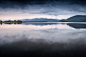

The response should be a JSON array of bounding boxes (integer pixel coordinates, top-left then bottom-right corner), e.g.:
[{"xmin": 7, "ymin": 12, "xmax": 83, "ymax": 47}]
[
  {"xmin": 0, "ymin": 22, "xmax": 86, "ymax": 57},
  {"xmin": 67, "ymin": 23, "xmax": 86, "ymax": 29},
  {"xmin": 0, "ymin": 22, "xmax": 86, "ymax": 29},
  {"xmin": 22, "ymin": 22, "xmax": 59, "ymax": 26}
]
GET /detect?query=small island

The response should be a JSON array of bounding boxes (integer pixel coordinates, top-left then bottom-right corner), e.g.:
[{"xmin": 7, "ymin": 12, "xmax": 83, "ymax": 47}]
[{"xmin": 0, "ymin": 20, "xmax": 22, "ymax": 24}]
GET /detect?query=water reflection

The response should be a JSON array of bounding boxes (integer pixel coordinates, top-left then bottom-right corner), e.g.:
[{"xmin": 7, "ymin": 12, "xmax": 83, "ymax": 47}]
[
  {"xmin": 0, "ymin": 23, "xmax": 75, "ymax": 31},
  {"xmin": 0, "ymin": 22, "xmax": 86, "ymax": 57},
  {"xmin": 67, "ymin": 23, "xmax": 86, "ymax": 29},
  {"xmin": 22, "ymin": 22, "xmax": 59, "ymax": 25},
  {"xmin": 1, "ymin": 22, "xmax": 86, "ymax": 29}
]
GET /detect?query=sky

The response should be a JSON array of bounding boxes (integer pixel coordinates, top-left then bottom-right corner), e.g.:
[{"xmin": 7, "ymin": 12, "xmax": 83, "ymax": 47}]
[{"xmin": 0, "ymin": 0, "xmax": 86, "ymax": 20}]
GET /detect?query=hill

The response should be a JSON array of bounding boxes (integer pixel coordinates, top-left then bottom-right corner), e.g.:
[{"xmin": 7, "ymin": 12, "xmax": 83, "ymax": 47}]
[{"xmin": 66, "ymin": 15, "xmax": 86, "ymax": 22}]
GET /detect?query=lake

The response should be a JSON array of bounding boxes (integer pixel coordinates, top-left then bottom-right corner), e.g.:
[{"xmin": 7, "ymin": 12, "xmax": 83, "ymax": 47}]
[{"xmin": 0, "ymin": 22, "xmax": 86, "ymax": 57}]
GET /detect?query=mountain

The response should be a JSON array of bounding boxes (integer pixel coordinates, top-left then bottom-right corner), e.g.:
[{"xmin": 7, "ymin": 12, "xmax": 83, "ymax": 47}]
[
  {"xmin": 66, "ymin": 15, "xmax": 86, "ymax": 22},
  {"xmin": 21, "ymin": 18, "xmax": 59, "ymax": 22},
  {"xmin": 60, "ymin": 19, "xmax": 67, "ymax": 22}
]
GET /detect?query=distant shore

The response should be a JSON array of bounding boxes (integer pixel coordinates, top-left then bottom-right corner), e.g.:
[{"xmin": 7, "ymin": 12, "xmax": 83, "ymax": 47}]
[{"xmin": 0, "ymin": 20, "xmax": 22, "ymax": 24}]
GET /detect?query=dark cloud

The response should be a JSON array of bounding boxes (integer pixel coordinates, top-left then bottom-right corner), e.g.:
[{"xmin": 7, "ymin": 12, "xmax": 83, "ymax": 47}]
[
  {"xmin": 0, "ymin": 0, "xmax": 86, "ymax": 8},
  {"xmin": 0, "ymin": 0, "xmax": 86, "ymax": 19}
]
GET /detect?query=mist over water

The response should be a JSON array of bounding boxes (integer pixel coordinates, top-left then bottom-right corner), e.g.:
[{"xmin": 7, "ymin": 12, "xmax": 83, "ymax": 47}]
[{"xmin": 0, "ymin": 22, "xmax": 86, "ymax": 57}]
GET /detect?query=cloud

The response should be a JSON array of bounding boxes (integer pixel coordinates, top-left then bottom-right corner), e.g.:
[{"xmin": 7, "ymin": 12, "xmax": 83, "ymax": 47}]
[
  {"xmin": 1, "ymin": 3, "xmax": 86, "ymax": 15},
  {"xmin": 0, "ymin": 1, "xmax": 86, "ymax": 20}
]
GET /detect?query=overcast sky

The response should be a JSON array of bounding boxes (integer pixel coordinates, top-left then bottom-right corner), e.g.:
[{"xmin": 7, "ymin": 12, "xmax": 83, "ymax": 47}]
[{"xmin": 0, "ymin": 0, "xmax": 86, "ymax": 20}]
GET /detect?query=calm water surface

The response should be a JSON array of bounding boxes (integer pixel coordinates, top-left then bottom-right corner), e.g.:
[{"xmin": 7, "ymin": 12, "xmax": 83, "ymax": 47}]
[{"xmin": 0, "ymin": 22, "xmax": 86, "ymax": 57}]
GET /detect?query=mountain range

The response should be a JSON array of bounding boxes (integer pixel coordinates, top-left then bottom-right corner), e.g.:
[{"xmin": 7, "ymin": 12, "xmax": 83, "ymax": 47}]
[
  {"xmin": 21, "ymin": 18, "xmax": 59, "ymax": 22},
  {"xmin": 3, "ymin": 15, "xmax": 86, "ymax": 22},
  {"xmin": 21, "ymin": 15, "xmax": 86, "ymax": 22}
]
